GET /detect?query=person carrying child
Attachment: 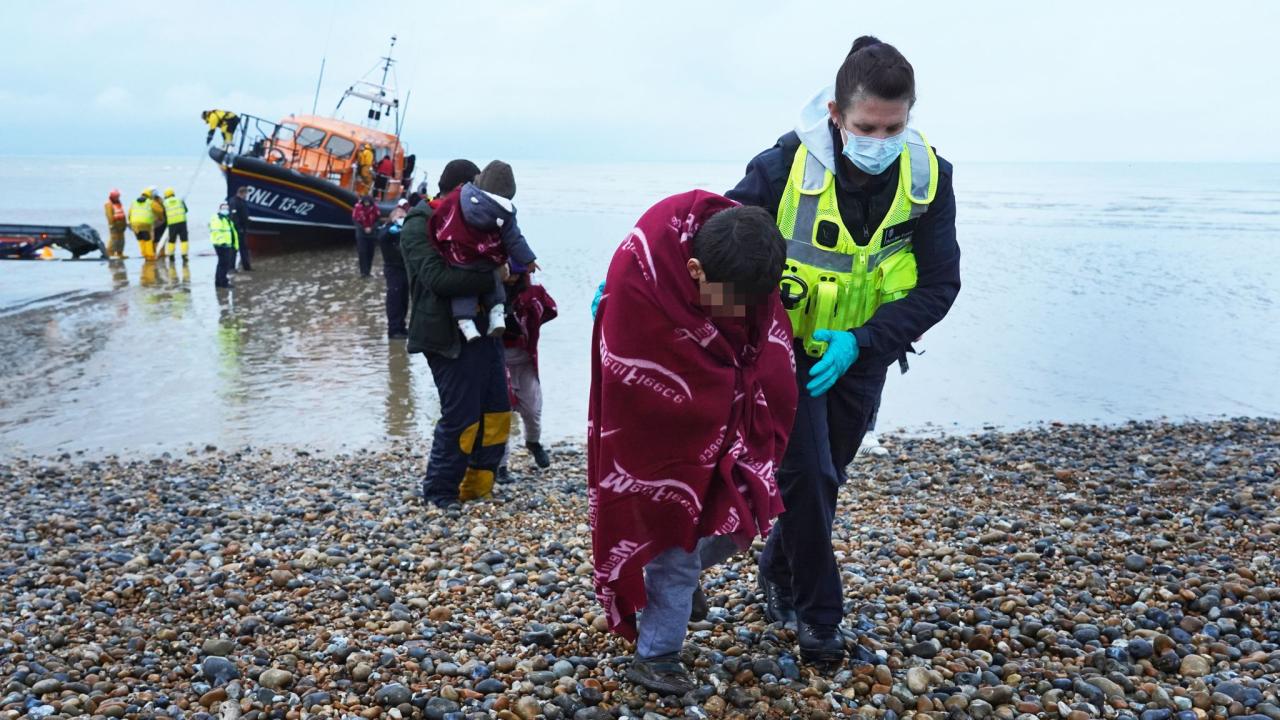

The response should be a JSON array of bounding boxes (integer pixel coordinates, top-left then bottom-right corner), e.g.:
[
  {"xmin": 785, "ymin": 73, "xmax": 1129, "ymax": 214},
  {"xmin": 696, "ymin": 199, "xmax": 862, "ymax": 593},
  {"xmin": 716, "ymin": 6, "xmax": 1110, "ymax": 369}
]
[
  {"xmin": 588, "ymin": 190, "xmax": 797, "ymax": 695},
  {"xmin": 427, "ymin": 160, "xmax": 538, "ymax": 341}
]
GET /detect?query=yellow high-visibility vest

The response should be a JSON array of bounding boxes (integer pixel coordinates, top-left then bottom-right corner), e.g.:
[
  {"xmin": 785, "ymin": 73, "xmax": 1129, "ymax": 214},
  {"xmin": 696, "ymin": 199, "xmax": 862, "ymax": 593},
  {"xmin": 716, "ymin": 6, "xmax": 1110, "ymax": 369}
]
[{"xmin": 776, "ymin": 128, "xmax": 938, "ymax": 357}]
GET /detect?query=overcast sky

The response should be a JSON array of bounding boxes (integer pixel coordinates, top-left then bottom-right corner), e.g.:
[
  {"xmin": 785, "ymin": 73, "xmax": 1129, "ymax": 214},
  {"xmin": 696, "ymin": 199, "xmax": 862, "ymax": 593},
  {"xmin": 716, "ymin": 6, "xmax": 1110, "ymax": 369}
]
[{"xmin": 2, "ymin": 1, "xmax": 1277, "ymax": 163}]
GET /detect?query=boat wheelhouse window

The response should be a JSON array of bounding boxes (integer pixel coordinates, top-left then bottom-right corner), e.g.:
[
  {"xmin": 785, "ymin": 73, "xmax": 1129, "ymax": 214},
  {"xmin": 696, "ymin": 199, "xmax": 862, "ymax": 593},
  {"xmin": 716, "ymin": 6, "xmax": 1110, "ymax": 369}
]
[
  {"xmin": 277, "ymin": 123, "xmax": 299, "ymax": 142},
  {"xmin": 296, "ymin": 126, "xmax": 326, "ymax": 148},
  {"xmin": 324, "ymin": 135, "xmax": 356, "ymax": 159}
]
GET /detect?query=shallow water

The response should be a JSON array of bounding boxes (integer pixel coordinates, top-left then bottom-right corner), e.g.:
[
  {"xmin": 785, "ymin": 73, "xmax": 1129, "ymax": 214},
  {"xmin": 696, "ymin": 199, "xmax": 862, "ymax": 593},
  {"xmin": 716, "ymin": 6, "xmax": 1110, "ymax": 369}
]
[{"xmin": 1, "ymin": 157, "xmax": 1279, "ymax": 457}]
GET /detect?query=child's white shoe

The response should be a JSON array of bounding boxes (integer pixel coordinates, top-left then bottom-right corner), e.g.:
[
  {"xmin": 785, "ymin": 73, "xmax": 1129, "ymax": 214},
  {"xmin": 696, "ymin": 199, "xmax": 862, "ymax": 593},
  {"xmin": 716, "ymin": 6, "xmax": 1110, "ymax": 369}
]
[
  {"xmin": 487, "ymin": 304, "xmax": 507, "ymax": 337},
  {"xmin": 458, "ymin": 318, "xmax": 481, "ymax": 342}
]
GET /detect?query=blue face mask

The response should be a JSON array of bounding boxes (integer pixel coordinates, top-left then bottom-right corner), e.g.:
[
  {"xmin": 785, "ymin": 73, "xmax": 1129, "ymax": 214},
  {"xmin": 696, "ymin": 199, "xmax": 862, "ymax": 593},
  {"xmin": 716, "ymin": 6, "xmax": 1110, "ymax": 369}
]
[{"xmin": 841, "ymin": 130, "xmax": 906, "ymax": 175}]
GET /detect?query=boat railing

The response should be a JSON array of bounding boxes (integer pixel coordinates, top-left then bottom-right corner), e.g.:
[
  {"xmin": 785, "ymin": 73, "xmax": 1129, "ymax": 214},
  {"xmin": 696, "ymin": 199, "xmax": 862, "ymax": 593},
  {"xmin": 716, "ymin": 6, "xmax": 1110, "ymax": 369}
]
[
  {"xmin": 219, "ymin": 113, "xmax": 405, "ymax": 199},
  {"xmin": 222, "ymin": 114, "xmax": 348, "ymax": 186}
]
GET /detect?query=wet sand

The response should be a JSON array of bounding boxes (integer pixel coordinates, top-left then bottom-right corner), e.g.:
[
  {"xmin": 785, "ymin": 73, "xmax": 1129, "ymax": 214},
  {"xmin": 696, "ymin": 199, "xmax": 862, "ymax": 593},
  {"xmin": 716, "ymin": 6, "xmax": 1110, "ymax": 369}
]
[{"xmin": 1, "ymin": 418, "xmax": 1276, "ymax": 719}]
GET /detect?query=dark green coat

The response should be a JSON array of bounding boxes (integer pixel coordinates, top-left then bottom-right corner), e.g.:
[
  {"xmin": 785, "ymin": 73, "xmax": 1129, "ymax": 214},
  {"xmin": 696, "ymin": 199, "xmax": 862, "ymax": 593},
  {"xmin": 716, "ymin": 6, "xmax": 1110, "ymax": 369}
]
[{"xmin": 401, "ymin": 204, "xmax": 496, "ymax": 359}]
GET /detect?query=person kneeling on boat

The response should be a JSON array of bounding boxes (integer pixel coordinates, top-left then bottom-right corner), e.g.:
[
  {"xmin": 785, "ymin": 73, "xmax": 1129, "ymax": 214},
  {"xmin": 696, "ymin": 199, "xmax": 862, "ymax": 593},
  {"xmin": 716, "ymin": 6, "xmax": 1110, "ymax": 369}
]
[
  {"xmin": 128, "ymin": 190, "xmax": 155, "ymax": 260},
  {"xmin": 210, "ymin": 203, "xmax": 239, "ymax": 289},
  {"xmin": 203, "ymin": 109, "xmax": 240, "ymax": 146}
]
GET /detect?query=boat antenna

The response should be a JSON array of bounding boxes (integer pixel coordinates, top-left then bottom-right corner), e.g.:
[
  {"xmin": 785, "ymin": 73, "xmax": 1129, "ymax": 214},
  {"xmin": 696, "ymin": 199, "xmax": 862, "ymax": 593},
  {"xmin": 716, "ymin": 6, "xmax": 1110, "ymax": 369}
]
[
  {"xmin": 311, "ymin": 1, "xmax": 336, "ymax": 115},
  {"xmin": 396, "ymin": 90, "xmax": 410, "ymax": 140},
  {"xmin": 381, "ymin": 35, "xmax": 397, "ymax": 87},
  {"xmin": 310, "ymin": 57, "xmax": 326, "ymax": 115}
]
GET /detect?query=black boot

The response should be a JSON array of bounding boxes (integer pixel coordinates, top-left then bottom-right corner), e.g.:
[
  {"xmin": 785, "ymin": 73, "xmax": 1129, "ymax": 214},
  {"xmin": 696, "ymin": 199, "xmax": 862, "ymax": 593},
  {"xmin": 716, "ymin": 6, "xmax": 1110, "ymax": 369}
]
[
  {"xmin": 690, "ymin": 585, "xmax": 709, "ymax": 623},
  {"xmin": 798, "ymin": 621, "xmax": 846, "ymax": 665},
  {"xmin": 526, "ymin": 442, "xmax": 551, "ymax": 469},
  {"xmin": 626, "ymin": 653, "xmax": 694, "ymax": 696},
  {"xmin": 757, "ymin": 572, "xmax": 797, "ymax": 625}
]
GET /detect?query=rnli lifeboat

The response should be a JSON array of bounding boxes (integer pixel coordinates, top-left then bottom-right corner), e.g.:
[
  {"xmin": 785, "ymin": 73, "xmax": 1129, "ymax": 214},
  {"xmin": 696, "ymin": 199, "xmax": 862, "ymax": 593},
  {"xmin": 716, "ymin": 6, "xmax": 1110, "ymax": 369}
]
[{"xmin": 207, "ymin": 37, "xmax": 415, "ymax": 248}]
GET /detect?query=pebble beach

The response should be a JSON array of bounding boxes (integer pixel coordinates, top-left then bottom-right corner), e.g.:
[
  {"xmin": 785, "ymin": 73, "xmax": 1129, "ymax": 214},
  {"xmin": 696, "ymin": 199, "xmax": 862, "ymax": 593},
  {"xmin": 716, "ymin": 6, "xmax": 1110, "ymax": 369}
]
[{"xmin": 2, "ymin": 418, "xmax": 1277, "ymax": 720}]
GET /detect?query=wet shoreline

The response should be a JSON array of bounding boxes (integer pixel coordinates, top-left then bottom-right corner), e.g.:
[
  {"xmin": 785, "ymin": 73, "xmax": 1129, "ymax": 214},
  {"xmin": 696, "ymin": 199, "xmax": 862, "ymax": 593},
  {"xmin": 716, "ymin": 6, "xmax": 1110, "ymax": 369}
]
[{"xmin": 2, "ymin": 417, "xmax": 1277, "ymax": 719}]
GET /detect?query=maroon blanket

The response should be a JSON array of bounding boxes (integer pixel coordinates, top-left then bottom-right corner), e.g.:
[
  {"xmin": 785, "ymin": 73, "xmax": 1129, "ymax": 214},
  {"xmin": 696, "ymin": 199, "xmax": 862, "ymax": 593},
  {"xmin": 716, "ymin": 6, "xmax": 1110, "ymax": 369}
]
[
  {"xmin": 504, "ymin": 283, "xmax": 558, "ymax": 371},
  {"xmin": 427, "ymin": 187, "xmax": 505, "ymax": 266},
  {"xmin": 587, "ymin": 190, "xmax": 797, "ymax": 640}
]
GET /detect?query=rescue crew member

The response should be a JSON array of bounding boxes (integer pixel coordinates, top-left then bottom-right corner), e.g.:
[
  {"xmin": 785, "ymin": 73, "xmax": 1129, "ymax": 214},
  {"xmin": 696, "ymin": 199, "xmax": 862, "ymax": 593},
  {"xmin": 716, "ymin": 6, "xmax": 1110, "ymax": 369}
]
[
  {"xmin": 356, "ymin": 143, "xmax": 375, "ymax": 194},
  {"xmin": 148, "ymin": 187, "xmax": 168, "ymax": 258},
  {"xmin": 203, "ymin": 109, "xmax": 240, "ymax": 146},
  {"xmin": 726, "ymin": 36, "xmax": 961, "ymax": 665},
  {"xmin": 210, "ymin": 202, "xmax": 239, "ymax": 288},
  {"xmin": 162, "ymin": 188, "xmax": 190, "ymax": 261},
  {"xmin": 103, "ymin": 189, "xmax": 127, "ymax": 258},
  {"xmin": 128, "ymin": 190, "xmax": 156, "ymax": 260},
  {"xmin": 374, "ymin": 152, "xmax": 394, "ymax": 199}
]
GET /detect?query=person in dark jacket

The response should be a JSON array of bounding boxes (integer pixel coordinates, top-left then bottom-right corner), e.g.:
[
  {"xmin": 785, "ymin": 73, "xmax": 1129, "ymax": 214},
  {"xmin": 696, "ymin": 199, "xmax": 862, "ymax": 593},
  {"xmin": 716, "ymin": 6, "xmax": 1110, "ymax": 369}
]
[
  {"xmin": 725, "ymin": 36, "xmax": 961, "ymax": 666},
  {"xmin": 382, "ymin": 199, "xmax": 411, "ymax": 338},
  {"xmin": 352, "ymin": 195, "xmax": 381, "ymax": 277},
  {"xmin": 400, "ymin": 159, "xmax": 512, "ymax": 509},
  {"xmin": 228, "ymin": 187, "xmax": 252, "ymax": 271}
]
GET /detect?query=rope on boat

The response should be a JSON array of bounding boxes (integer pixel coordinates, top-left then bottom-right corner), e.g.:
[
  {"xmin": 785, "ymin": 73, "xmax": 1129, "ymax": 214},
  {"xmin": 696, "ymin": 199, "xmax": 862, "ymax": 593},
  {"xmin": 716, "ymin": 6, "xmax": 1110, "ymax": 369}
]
[{"xmin": 180, "ymin": 144, "xmax": 209, "ymax": 201}]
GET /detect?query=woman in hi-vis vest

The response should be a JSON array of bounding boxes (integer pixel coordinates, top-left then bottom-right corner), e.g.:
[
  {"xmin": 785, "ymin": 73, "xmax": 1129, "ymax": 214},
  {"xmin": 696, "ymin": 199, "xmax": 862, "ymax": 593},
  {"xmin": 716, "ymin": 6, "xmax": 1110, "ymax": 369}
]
[{"xmin": 724, "ymin": 36, "xmax": 961, "ymax": 665}]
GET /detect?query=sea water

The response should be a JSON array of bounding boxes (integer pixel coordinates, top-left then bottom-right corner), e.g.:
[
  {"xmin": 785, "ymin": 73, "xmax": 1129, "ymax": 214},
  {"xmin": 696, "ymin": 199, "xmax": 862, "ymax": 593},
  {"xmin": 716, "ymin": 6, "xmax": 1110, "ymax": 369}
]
[{"xmin": 1, "ymin": 156, "xmax": 1278, "ymax": 457}]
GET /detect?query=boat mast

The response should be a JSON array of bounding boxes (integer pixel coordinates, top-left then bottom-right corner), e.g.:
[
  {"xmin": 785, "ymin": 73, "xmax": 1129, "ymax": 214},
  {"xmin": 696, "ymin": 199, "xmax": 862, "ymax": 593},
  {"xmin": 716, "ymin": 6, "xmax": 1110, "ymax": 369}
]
[
  {"xmin": 333, "ymin": 36, "xmax": 400, "ymax": 128},
  {"xmin": 380, "ymin": 36, "xmax": 396, "ymax": 88}
]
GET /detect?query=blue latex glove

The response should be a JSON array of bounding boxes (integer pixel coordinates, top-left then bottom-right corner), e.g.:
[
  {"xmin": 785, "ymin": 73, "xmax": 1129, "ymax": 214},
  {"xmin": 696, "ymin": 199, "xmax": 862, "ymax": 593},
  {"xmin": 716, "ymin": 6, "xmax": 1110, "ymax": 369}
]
[
  {"xmin": 806, "ymin": 329, "xmax": 859, "ymax": 397},
  {"xmin": 591, "ymin": 280, "xmax": 605, "ymax": 319}
]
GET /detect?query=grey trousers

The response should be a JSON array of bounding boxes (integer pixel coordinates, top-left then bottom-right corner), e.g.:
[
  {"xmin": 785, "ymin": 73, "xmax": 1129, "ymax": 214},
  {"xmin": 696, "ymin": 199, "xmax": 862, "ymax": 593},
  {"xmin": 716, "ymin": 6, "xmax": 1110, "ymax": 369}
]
[
  {"xmin": 505, "ymin": 347, "xmax": 542, "ymax": 444},
  {"xmin": 636, "ymin": 535, "xmax": 739, "ymax": 658}
]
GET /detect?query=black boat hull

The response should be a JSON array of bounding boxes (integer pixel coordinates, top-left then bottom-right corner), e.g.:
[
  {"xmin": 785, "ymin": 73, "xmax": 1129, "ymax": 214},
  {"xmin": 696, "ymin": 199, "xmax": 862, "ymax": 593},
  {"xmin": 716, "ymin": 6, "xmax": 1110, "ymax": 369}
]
[{"xmin": 209, "ymin": 147, "xmax": 361, "ymax": 249}]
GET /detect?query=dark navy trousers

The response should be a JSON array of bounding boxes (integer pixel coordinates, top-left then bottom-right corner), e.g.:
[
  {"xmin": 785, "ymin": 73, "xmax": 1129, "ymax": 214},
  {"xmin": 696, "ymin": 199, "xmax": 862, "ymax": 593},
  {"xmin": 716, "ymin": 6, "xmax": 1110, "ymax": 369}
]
[
  {"xmin": 235, "ymin": 225, "xmax": 251, "ymax": 270},
  {"xmin": 214, "ymin": 245, "xmax": 235, "ymax": 287},
  {"xmin": 381, "ymin": 233, "xmax": 408, "ymax": 336},
  {"xmin": 356, "ymin": 228, "xmax": 376, "ymax": 276},
  {"xmin": 423, "ymin": 338, "xmax": 512, "ymax": 504},
  {"xmin": 759, "ymin": 348, "xmax": 885, "ymax": 626}
]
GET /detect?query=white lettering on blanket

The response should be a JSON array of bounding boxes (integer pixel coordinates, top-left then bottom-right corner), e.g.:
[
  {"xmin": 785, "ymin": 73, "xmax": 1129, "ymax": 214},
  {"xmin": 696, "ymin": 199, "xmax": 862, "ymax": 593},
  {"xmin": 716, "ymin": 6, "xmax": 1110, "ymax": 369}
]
[
  {"xmin": 620, "ymin": 228, "xmax": 657, "ymax": 285},
  {"xmin": 600, "ymin": 460, "xmax": 702, "ymax": 519},
  {"xmin": 768, "ymin": 317, "xmax": 795, "ymax": 371},
  {"xmin": 675, "ymin": 321, "xmax": 718, "ymax": 348},
  {"xmin": 671, "ymin": 211, "xmax": 705, "ymax": 246},
  {"xmin": 698, "ymin": 426, "xmax": 727, "ymax": 466},
  {"xmin": 715, "ymin": 506, "xmax": 741, "ymax": 535},
  {"xmin": 599, "ymin": 336, "xmax": 692, "ymax": 404},
  {"xmin": 595, "ymin": 538, "xmax": 651, "ymax": 585},
  {"xmin": 726, "ymin": 432, "xmax": 779, "ymax": 497},
  {"xmin": 587, "ymin": 483, "xmax": 599, "ymax": 528}
]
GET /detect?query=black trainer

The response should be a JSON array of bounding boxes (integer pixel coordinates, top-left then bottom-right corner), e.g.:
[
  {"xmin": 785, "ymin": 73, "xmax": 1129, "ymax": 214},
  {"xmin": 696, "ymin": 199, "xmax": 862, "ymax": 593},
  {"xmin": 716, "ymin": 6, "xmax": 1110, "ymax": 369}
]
[
  {"xmin": 496, "ymin": 466, "xmax": 511, "ymax": 484},
  {"xmin": 757, "ymin": 572, "xmax": 797, "ymax": 625},
  {"xmin": 626, "ymin": 653, "xmax": 694, "ymax": 696},
  {"xmin": 526, "ymin": 442, "xmax": 551, "ymax": 469},
  {"xmin": 690, "ymin": 586, "xmax": 709, "ymax": 623},
  {"xmin": 798, "ymin": 621, "xmax": 846, "ymax": 665}
]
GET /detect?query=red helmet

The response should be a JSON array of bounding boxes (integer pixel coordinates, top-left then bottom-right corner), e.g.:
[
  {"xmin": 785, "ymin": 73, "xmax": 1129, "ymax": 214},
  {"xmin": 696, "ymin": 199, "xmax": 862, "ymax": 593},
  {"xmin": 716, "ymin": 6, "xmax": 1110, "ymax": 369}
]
[{"xmin": 109, "ymin": 189, "xmax": 121, "ymax": 199}]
